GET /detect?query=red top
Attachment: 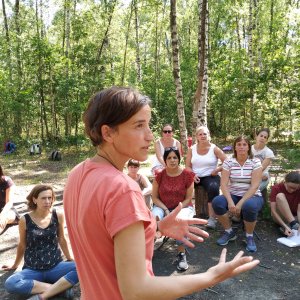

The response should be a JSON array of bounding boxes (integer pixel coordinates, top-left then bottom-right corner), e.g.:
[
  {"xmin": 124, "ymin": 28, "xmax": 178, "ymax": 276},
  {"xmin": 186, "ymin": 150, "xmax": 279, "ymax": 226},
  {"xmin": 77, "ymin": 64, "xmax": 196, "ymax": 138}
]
[
  {"xmin": 156, "ymin": 168, "xmax": 194, "ymax": 209},
  {"xmin": 269, "ymin": 182, "xmax": 300, "ymax": 215}
]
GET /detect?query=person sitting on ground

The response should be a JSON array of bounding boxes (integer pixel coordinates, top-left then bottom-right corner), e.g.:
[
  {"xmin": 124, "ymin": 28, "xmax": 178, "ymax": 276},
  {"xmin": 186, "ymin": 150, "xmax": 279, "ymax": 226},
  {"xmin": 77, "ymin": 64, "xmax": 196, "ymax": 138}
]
[
  {"xmin": 151, "ymin": 124, "xmax": 182, "ymax": 175},
  {"xmin": 185, "ymin": 126, "xmax": 226, "ymax": 229},
  {"xmin": 2, "ymin": 184, "xmax": 78, "ymax": 300},
  {"xmin": 0, "ymin": 165, "xmax": 20, "ymax": 235},
  {"xmin": 251, "ymin": 128, "xmax": 275, "ymax": 192},
  {"xmin": 127, "ymin": 159, "xmax": 152, "ymax": 209},
  {"xmin": 152, "ymin": 147, "xmax": 195, "ymax": 271},
  {"xmin": 269, "ymin": 171, "xmax": 300, "ymax": 236},
  {"xmin": 212, "ymin": 135, "xmax": 264, "ymax": 253}
]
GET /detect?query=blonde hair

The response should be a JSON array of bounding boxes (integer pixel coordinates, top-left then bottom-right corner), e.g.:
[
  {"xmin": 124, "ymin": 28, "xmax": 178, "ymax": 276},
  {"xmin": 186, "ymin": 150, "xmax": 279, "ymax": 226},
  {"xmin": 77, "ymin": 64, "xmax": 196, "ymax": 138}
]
[{"xmin": 195, "ymin": 126, "xmax": 210, "ymax": 142}]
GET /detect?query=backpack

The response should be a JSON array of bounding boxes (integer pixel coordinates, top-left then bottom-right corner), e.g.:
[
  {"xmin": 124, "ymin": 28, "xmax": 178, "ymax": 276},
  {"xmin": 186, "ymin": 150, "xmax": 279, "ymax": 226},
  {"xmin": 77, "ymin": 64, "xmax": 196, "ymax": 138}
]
[
  {"xmin": 29, "ymin": 144, "xmax": 42, "ymax": 155},
  {"xmin": 50, "ymin": 150, "xmax": 62, "ymax": 161}
]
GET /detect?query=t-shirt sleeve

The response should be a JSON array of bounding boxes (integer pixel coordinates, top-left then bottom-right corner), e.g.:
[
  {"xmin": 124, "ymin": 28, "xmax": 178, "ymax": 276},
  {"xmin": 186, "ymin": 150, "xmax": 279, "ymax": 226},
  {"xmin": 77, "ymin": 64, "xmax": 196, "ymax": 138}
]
[
  {"xmin": 265, "ymin": 148, "xmax": 275, "ymax": 159},
  {"xmin": 222, "ymin": 159, "xmax": 231, "ymax": 171},
  {"xmin": 155, "ymin": 169, "xmax": 163, "ymax": 185},
  {"xmin": 269, "ymin": 184, "xmax": 280, "ymax": 203},
  {"xmin": 105, "ymin": 189, "xmax": 153, "ymax": 238},
  {"xmin": 184, "ymin": 169, "xmax": 194, "ymax": 187},
  {"xmin": 253, "ymin": 158, "xmax": 262, "ymax": 170}
]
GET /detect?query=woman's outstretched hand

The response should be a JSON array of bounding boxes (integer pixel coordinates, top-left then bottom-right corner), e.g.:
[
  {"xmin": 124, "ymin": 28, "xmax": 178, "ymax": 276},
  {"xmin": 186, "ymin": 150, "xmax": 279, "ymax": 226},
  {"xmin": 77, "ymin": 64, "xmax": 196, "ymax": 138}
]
[
  {"xmin": 206, "ymin": 249, "xmax": 260, "ymax": 285},
  {"xmin": 157, "ymin": 202, "xmax": 209, "ymax": 248},
  {"xmin": 1, "ymin": 265, "xmax": 17, "ymax": 271}
]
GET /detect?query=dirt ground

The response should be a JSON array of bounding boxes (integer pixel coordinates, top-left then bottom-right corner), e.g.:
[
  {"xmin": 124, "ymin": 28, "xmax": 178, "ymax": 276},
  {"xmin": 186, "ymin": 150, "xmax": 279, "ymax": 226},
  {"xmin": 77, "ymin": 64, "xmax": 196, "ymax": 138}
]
[{"xmin": 0, "ymin": 155, "xmax": 299, "ymax": 300}]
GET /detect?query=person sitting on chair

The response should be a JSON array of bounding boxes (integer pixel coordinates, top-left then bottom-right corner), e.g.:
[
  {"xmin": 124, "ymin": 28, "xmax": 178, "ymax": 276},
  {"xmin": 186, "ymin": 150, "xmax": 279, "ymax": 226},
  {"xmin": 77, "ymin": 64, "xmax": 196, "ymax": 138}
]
[
  {"xmin": 270, "ymin": 171, "xmax": 300, "ymax": 236},
  {"xmin": 0, "ymin": 165, "xmax": 19, "ymax": 235},
  {"xmin": 127, "ymin": 159, "xmax": 152, "ymax": 209},
  {"xmin": 251, "ymin": 128, "xmax": 275, "ymax": 193},
  {"xmin": 152, "ymin": 147, "xmax": 195, "ymax": 271},
  {"xmin": 2, "ymin": 184, "xmax": 78, "ymax": 299},
  {"xmin": 212, "ymin": 135, "xmax": 264, "ymax": 253}
]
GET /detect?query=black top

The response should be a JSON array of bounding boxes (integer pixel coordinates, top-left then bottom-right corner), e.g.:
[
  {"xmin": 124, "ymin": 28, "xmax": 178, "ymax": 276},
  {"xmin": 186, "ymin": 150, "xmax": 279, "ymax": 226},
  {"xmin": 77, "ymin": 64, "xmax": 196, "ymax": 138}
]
[{"xmin": 23, "ymin": 209, "xmax": 63, "ymax": 270}]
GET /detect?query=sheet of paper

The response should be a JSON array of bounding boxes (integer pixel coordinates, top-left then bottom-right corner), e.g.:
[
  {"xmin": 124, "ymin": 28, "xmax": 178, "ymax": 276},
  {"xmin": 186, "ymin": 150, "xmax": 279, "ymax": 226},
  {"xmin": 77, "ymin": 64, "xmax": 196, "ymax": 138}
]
[{"xmin": 277, "ymin": 229, "xmax": 300, "ymax": 247}]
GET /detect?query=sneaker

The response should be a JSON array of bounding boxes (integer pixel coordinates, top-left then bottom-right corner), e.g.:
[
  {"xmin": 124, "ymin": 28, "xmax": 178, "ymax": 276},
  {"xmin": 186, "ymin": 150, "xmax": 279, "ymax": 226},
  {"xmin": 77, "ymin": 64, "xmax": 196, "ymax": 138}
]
[
  {"xmin": 177, "ymin": 252, "xmax": 188, "ymax": 271},
  {"xmin": 246, "ymin": 236, "xmax": 257, "ymax": 252},
  {"xmin": 217, "ymin": 229, "xmax": 237, "ymax": 246},
  {"xmin": 291, "ymin": 222, "xmax": 299, "ymax": 231},
  {"xmin": 206, "ymin": 217, "xmax": 217, "ymax": 229}
]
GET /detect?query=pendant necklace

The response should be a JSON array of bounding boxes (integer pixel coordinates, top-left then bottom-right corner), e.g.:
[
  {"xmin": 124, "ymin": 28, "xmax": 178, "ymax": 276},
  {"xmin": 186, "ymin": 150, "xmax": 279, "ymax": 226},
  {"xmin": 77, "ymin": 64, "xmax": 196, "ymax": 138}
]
[{"xmin": 96, "ymin": 153, "xmax": 119, "ymax": 170}]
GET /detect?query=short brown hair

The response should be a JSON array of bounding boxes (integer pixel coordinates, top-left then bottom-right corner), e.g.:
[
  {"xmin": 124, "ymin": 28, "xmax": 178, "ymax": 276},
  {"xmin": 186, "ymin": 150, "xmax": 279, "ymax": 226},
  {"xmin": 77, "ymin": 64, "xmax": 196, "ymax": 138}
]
[
  {"xmin": 233, "ymin": 135, "xmax": 253, "ymax": 159},
  {"xmin": 127, "ymin": 159, "xmax": 140, "ymax": 167},
  {"xmin": 83, "ymin": 87, "xmax": 151, "ymax": 146},
  {"xmin": 26, "ymin": 184, "xmax": 56, "ymax": 210}
]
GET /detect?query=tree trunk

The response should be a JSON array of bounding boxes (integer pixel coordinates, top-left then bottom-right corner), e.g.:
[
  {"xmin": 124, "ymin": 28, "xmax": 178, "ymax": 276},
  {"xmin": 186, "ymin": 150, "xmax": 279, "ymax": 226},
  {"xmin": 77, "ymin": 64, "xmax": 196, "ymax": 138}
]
[
  {"xmin": 192, "ymin": 0, "xmax": 209, "ymax": 131},
  {"xmin": 133, "ymin": 0, "xmax": 141, "ymax": 82},
  {"xmin": 170, "ymin": 0, "xmax": 188, "ymax": 151}
]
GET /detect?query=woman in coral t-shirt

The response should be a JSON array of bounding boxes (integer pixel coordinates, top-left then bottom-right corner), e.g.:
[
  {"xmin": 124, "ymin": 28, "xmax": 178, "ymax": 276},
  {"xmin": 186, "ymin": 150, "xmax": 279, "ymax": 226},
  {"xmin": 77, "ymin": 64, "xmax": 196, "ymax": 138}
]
[
  {"xmin": 152, "ymin": 147, "xmax": 195, "ymax": 271},
  {"xmin": 64, "ymin": 87, "xmax": 260, "ymax": 300}
]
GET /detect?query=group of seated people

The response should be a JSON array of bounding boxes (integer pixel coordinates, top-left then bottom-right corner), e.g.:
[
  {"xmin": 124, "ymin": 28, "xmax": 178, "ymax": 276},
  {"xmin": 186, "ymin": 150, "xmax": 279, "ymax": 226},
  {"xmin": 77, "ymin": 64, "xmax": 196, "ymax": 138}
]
[
  {"xmin": 0, "ymin": 124, "xmax": 299, "ymax": 298},
  {"xmin": 146, "ymin": 124, "xmax": 299, "ymax": 270}
]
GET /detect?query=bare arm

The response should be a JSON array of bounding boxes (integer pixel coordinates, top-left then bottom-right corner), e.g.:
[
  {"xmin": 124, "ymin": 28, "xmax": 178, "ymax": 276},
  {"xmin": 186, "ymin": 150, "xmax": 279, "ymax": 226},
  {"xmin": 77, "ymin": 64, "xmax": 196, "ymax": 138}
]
[
  {"xmin": 270, "ymin": 200, "xmax": 292, "ymax": 236},
  {"xmin": 185, "ymin": 148, "xmax": 193, "ymax": 172},
  {"xmin": 57, "ymin": 211, "xmax": 73, "ymax": 261},
  {"xmin": 140, "ymin": 174, "xmax": 152, "ymax": 197},
  {"xmin": 220, "ymin": 169, "xmax": 234, "ymax": 208},
  {"xmin": 114, "ymin": 221, "xmax": 259, "ymax": 300},
  {"xmin": 181, "ymin": 182, "xmax": 194, "ymax": 208},
  {"xmin": 1, "ymin": 185, "xmax": 15, "ymax": 214},
  {"xmin": 235, "ymin": 167, "xmax": 262, "ymax": 212},
  {"xmin": 2, "ymin": 217, "xmax": 26, "ymax": 270},
  {"xmin": 211, "ymin": 147, "xmax": 227, "ymax": 175},
  {"xmin": 154, "ymin": 140, "xmax": 165, "ymax": 167}
]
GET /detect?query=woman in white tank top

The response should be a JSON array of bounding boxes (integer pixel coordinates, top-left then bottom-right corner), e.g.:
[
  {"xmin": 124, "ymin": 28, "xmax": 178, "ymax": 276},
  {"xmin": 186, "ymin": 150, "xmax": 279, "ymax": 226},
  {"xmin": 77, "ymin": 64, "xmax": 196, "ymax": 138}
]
[
  {"xmin": 151, "ymin": 124, "xmax": 182, "ymax": 175},
  {"xmin": 186, "ymin": 126, "xmax": 226, "ymax": 229}
]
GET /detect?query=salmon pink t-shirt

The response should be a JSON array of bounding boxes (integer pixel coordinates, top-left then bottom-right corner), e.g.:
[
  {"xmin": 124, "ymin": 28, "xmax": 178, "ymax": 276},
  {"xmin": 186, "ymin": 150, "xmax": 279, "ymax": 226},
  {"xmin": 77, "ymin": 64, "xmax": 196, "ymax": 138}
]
[{"xmin": 64, "ymin": 159, "xmax": 156, "ymax": 300}]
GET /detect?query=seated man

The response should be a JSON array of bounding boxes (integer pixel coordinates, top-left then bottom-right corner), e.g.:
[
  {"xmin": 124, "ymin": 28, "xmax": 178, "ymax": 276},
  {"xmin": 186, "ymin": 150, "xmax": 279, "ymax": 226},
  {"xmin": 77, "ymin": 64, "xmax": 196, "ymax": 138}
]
[
  {"xmin": 127, "ymin": 159, "xmax": 152, "ymax": 209},
  {"xmin": 270, "ymin": 171, "xmax": 300, "ymax": 236}
]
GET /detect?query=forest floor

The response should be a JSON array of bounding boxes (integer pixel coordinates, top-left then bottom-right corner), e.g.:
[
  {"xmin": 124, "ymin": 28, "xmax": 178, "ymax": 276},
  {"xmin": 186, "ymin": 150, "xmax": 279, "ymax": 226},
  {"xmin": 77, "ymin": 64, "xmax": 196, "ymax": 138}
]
[{"xmin": 0, "ymin": 152, "xmax": 299, "ymax": 300}]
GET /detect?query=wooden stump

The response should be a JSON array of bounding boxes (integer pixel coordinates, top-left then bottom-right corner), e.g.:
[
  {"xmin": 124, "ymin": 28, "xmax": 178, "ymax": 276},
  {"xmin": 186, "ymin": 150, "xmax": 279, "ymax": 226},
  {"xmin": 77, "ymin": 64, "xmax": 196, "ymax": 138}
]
[{"xmin": 194, "ymin": 185, "xmax": 208, "ymax": 218}]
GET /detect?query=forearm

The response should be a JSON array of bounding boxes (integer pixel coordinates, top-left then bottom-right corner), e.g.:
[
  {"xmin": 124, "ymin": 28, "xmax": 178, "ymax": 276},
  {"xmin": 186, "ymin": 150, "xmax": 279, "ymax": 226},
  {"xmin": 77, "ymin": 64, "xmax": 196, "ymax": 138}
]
[
  {"xmin": 59, "ymin": 239, "xmax": 73, "ymax": 260},
  {"xmin": 12, "ymin": 245, "xmax": 25, "ymax": 268},
  {"xmin": 1, "ymin": 201, "xmax": 13, "ymax": 214},
  {"xmin": 121, "ymin": 271, "xmax": 217, "ymax": 300},
  {"xmin": 239, "ymin": 186, "xmax": 259, "ymax": 204},
  {"xmin": 271, "ymin": 209, "xmax": 289, "ymax": 229},
  {"xmin": 181, "ymin": 198, "xmax": 192, "ymax": 208}
]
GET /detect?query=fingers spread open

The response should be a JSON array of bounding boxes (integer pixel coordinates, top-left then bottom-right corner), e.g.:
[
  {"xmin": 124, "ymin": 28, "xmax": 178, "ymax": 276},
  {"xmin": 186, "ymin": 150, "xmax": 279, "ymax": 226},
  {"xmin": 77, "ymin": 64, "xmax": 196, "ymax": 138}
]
[{"xmin": 188, "ymin": 226, "xmax": 209, "ymax": 238}]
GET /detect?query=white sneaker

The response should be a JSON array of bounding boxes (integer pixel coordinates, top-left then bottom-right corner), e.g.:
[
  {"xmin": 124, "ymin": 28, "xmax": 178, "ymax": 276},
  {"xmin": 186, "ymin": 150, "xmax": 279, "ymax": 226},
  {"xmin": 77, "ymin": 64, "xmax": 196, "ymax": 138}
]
[{"xmin": 206, "ymin": 217, "xmax": 217, "ymax": 229}]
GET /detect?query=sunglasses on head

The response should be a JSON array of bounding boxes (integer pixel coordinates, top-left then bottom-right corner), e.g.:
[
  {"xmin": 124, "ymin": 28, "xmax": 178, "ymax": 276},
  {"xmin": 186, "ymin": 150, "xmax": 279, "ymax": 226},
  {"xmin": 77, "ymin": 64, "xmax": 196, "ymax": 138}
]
[
  {"xmin": 163, "ymin": 130, "xmax": 172, "ymax": 134},
  {"xmin": 165, "ymin": 146, "xmax": 178, "ymax": 152}
]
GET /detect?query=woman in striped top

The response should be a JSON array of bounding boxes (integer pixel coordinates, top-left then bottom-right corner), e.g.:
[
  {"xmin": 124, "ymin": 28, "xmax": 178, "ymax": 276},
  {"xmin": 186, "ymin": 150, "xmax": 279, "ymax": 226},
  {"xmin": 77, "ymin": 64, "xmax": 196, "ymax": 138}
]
[{"xmin": 212, "ymin": 135, "xmax": 264, "ymax": 252}]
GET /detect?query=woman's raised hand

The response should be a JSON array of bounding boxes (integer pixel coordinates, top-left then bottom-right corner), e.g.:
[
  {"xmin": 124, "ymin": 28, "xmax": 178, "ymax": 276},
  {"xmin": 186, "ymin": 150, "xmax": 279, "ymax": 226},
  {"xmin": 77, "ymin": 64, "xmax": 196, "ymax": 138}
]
[{"xmin": 157, "ymin": 202, "xmax": 209, "ymax": 248}]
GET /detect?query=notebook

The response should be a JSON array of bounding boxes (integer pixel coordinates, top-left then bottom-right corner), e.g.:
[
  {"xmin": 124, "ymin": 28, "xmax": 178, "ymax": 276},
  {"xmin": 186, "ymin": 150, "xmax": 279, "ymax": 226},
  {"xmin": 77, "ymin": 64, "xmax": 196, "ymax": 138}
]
[{"xmin": 277, "ymin": 230, "xmax": 300, "ymax": 247}]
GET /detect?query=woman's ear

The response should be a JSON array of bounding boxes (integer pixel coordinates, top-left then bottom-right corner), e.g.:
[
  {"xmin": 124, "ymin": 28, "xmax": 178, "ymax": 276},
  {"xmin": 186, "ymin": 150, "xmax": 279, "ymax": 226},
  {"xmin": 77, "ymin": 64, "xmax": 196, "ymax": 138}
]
[{"xmin": 100, "ymin": 125, "xmax": 116, "ymax": 143}]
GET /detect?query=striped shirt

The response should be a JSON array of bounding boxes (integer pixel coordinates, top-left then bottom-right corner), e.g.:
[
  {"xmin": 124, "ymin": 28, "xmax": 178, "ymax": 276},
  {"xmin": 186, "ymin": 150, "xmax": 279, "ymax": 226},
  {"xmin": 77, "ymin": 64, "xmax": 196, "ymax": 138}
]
[{"xmin": 223, "ymin": 157, "xmax": 262, "ymax": 197}]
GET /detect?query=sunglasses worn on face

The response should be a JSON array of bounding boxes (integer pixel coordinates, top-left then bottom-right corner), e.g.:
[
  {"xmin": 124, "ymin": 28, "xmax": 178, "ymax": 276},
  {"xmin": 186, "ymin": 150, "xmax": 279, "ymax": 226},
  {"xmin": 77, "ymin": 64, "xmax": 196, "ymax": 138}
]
[
  {"xmin": 163, "ymin": 130, "xmax": 172, "ymax": 134},
  {"xmin": 165, "ymin": 146, "xmax": 178, "ymax": 151}
]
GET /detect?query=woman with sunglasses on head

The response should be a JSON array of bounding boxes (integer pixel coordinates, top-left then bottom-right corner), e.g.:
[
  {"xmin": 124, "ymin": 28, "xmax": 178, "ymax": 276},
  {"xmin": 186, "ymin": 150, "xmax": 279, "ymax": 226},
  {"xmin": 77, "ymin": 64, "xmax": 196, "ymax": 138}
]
[
  {"xmin": 151, "ymin": 124, "xmax": 182, "ymax": 175},
  {"xmin": 2, "ymin": 184, "xmax": 78, "ymax": 300},
  {"xmin": 63, "ymin": 87, "xmax": 259, "ymax": 300},
  {"xmin": 269, "ymin": 171, "xmax": 300, "ymax": 236},
  {"xmin": 152, "ymin": 147, "xmax": 195, "ymax": 271},
  {"xmin": 127, "ymin": 159, "xmax": 152, "ymax": 209},
  {"xmin": 251, "ymin": 128, "xmax": 275, "ymax": 192},
  {"xmin": 212, "ymin": 135, "xmax": 264, "ymax": 253},
  {"xmin": 185, "ymin": 126, "xmax": 227, "ymax": 229}
]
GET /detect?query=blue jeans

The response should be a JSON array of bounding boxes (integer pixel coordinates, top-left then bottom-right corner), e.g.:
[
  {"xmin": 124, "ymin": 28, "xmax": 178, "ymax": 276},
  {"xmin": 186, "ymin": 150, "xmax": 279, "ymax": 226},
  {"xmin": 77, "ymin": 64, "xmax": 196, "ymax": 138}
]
[
  {"xmin": 5, "ymin": 261, "xmax": 79, "ymax": 295},
  {"xmin": 212, "ymin": 194, "xmax": 264, "ymax": 222},
  {"xmin": 195, "ymin": 175, "xmax": 220, "ymax": 202}
]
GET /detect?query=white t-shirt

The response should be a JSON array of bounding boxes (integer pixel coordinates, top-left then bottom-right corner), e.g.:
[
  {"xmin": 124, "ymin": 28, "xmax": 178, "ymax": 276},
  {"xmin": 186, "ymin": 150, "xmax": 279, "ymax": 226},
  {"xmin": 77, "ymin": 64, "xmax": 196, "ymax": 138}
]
[{"xmin": 251, "ymin": 145, "xmax": 275, "ymax": 177}]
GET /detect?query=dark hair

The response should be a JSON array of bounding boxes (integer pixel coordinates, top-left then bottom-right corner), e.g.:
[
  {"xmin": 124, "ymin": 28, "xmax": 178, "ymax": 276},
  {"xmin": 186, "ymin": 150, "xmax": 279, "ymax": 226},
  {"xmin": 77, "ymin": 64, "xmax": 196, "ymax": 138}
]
[
  {"xmin": 256, "ymin": 128, "xmax": 270, "ymax": 138},
  {"xmin": 26, "ymin": 184, "xmax": 55, "ymax": 210},
  {"xmin": 163, "ymin": 147, "xmax": 181, "ymax": 163},
  {"xmin": 83, "ymin": 87, "xmax": 151, "ymax": 146},
  {"xmin": 127, "ymin": 159, "xmax": 140, "ymax": 167},
  {"xmin": 161, "ymin": 124, "xmax": 173, "ymax": 131},
  {"xmin": 0, "ymin": 165, "xmax": 4, "ymax": 183},
  {"xmin": 285, "ymin": 171, "xmax": 300, "ymax": 184},
  {"xmin": 233, "ymin": 135, "xmax": 253, "ymax": 159}
]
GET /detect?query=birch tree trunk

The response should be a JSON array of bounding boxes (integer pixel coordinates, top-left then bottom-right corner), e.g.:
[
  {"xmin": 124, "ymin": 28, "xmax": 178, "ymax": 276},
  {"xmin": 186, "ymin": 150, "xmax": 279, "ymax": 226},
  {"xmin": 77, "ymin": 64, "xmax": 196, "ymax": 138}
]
[
  {"xmin": 170, "ymin": 0, "xmax": 188, "ymax": 151},
  {"xmin": 133, "ymin": 0, "xmax": 141, "ymax": 82},
  {"xmin": 192, "ymin": 0, "xmax": 209, "ymax": 131}
]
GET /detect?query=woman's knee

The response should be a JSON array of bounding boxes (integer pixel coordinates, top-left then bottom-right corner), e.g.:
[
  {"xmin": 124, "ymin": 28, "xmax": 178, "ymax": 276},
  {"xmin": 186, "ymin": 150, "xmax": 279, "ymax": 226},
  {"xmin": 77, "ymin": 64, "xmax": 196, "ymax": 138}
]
[
  {"xmin": 5, "ymin": 274, "xmax": 29, "ymax": 294},
  {"xmin": 64, "ymin": 269, "xmax": 79, "ymax": 285},
  {"xmin": 242, "ymin": 197, "xmax": 263, "ymax": 221},
  {"xmin": 212, "ymin": 195, "xmax": 227, "ymax": 215}
]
